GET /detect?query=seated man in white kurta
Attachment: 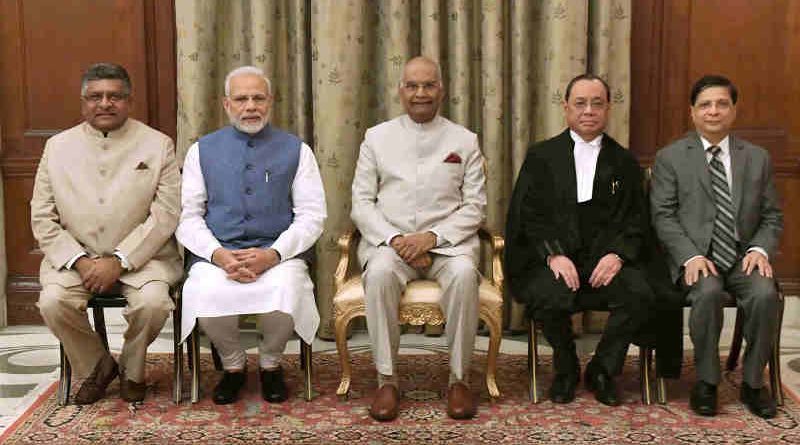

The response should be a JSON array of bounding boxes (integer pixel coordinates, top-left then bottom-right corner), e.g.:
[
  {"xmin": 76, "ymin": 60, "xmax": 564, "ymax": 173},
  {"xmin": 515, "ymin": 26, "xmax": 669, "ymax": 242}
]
[{"xmin": 176, "ymin": 66, "xmax": 326, "ymax": 405}]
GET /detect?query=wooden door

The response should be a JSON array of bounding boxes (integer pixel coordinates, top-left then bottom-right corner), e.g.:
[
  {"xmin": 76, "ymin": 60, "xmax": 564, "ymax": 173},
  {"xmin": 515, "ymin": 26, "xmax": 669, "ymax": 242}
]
[
  {"xmin": 631, "ymin": 0, "xmax": 800, "ymax": 293},
  {"xmin": 0, "ymin": 0, "xmax": 176, "ymax": 323}
]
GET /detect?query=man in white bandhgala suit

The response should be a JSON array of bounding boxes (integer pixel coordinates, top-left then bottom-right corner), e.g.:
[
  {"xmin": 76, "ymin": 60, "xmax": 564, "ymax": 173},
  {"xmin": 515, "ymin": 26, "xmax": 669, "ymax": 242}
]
[{"xmin": 351, "ymin": 57, "xmax": 487, "ymax": 421}]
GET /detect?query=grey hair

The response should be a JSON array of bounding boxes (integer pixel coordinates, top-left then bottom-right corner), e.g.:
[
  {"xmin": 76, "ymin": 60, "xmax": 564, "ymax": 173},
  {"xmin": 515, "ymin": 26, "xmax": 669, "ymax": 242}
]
[
  {"xmin": 398, "ymin": 56, "xmax": 443, "ymax": 87},
  {"xmin": 224, "ymin": 66, "xmax": 272, "ymax": 96},
  {"xmin": 81, "ymin": 63, "xmax": 132, "ymax": 95}
]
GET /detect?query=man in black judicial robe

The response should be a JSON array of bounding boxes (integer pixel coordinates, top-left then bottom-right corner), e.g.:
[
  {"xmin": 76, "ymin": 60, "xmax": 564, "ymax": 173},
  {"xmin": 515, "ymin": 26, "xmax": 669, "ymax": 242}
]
[{"xmin": 505, "ymin": 74, "xmax": 681, "ymax": 406}]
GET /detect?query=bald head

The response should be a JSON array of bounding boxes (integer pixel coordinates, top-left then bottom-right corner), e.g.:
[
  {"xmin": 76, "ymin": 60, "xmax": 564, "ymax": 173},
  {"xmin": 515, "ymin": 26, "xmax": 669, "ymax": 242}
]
[
  {"xmin": 402, "ymin": 57, "xmax": 442, "ymax": 83},
  {"xmin": 399, "ymin": 57, "xmax": 445, "ymax": 123}
]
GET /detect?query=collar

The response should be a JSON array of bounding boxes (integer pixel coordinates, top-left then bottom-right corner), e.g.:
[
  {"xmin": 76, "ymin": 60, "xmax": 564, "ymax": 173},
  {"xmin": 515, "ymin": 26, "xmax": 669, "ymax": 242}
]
[
  {"xmin": 402, "ymin": 114, "xmax": 443, "ymax": 131},
  {"xmin": 83, "ymin": 118, "xmax": 133, "ymax": 140},
  {"xmin": 699, "ymin": 134, "xmax": 730, "ymax": 156},
  {"xmin": 569, "ymin": 129, "xmax": 602, "ymax": 148}
]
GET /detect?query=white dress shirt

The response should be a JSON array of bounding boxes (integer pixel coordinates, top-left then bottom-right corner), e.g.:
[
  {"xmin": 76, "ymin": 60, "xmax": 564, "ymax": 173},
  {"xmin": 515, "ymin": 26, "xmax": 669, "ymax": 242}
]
[{"xmin": 570, "ymin": 130, "xmax": 603, "ymax": 203}]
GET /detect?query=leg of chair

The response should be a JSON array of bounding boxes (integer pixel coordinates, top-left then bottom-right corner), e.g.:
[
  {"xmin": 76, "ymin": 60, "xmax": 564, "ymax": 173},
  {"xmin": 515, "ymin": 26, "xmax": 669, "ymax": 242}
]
[
  {"xmin": 189, "ymin": 327, "xmax": 201, "ymax": 403},
  {"xmin": 301, "ymin": 340, "xmax": 313, "ymax": 401},
  {"xmin": 639, "ymin": 347, "xmax": 652, "ymax": 405},
  {"xmin": 335, "ymin": 313, "xmax": 355, "ymax": 398},
  {"xmin": 770, "ymin": 295, "xmax": 785, "ymax": 406},
  {"xmin": 92, "ymin": 306, "xmax": 110, "ymax": 352},
  {"xmin": 528, "ymin": 319, "xmax": 540, "ymax": 404},
  {"xmin": 482, "ymin": 309, "xmax": 502, "ymax": 400},
  {"xmin": 210, "ymin": 342, "xmax": 223, "ymax": 371},
  {"xmin": 58, "ymin": 343, "xmax": 71, "ymax": 406},
  {"xmin": 657, "ymin": 377, "xmax": 667, "ymax": 404},
  {"xmin": 726, "ymin": 309, "xmax": 745, "ymax": 371},
  {"xmin": 173, "ymin": 308, "xmax": 183, "ymax": 404}
]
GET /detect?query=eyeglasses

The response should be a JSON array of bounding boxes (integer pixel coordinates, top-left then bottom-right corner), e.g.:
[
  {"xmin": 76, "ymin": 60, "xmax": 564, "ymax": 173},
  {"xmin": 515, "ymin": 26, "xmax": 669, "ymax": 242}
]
[
  {"xmin": 82, "ymin": 92, "xmax": 130, "ymax": 104},
  {"xmin": 229, "ymin": 94, "xmax": 270, "ymax": 106},
  {"xmin": 400, "ymin": 81, "xmax": 441, "ymax": 93},
  {"xmin": 570, "ymin": 99, "xmax": 607, "ymax": 111}
]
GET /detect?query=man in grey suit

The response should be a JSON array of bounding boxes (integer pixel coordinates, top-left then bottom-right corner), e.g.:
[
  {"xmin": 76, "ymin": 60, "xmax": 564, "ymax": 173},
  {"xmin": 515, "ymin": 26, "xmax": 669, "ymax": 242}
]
[
  {"xmin": 651, "ymin": 75, "xmax": 783, "ymax": 418},
  {"xmin": 351, "ymin": 56, "xmax": 487, "ymax": 421}
]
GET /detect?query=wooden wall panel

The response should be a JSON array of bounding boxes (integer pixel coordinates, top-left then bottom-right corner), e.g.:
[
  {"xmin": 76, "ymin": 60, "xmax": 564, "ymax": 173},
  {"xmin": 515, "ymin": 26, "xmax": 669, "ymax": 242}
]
[
  {"xmin": 0, "ymin": 0, "xmax": 176, "ymax": 324},
  {"xmin": 631, "ymin": 0, "xmax": 800, "ymax": 292}
]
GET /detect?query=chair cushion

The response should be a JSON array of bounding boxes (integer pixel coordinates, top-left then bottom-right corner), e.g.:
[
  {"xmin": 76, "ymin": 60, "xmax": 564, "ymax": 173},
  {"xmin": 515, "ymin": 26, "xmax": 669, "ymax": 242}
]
[{"xmin": 333, "ymin": 276, "xmax": 503, "ymax": 322}]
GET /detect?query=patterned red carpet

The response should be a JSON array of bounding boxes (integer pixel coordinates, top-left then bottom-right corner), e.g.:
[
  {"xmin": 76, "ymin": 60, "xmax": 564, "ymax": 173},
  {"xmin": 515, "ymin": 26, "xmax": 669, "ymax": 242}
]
[{"xmin": 1, "ymin": 352, "xmax": 799, "ymax": 444}]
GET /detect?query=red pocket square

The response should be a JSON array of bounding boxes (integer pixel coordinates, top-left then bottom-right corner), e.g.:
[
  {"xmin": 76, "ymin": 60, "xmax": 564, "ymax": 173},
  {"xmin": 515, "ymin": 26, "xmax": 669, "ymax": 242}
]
[{"xmin": 443, "ymin": 152, "xmax": 462, "ymax": 163}]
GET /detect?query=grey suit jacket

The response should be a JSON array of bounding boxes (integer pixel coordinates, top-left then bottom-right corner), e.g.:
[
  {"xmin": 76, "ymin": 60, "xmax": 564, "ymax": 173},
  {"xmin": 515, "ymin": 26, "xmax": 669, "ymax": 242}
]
[
  {"xmin": 650, "ymin": 131, "xmax": 783, "ymax": 281},
  {"xmin": 351, "ymin": 114, "xmax": 487, "ymax": 267}
]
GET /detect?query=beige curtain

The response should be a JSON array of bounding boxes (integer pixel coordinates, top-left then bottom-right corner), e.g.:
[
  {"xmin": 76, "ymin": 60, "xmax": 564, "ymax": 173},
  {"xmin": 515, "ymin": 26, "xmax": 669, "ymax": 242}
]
[{"xmin": 176, "ymin": 0, "xmax": 631, "ymax": 338}]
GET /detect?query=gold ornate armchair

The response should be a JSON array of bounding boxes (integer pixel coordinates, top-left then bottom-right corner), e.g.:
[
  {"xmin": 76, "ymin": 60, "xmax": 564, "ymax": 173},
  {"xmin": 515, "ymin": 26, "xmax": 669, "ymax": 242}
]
[{"xmin": 333, "ymin": 227, "xmax": 505, "ymax": 400}]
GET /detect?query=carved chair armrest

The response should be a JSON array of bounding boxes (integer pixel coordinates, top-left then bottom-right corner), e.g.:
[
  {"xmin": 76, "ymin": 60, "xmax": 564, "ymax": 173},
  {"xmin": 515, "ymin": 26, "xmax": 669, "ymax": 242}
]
[
  {"xmin": 334, "ymin": 227, "xmax": 360, "ymax": 293},
  {"xmin": 478, "ymin": 226, "xmax": 505, "ymax": 291}
]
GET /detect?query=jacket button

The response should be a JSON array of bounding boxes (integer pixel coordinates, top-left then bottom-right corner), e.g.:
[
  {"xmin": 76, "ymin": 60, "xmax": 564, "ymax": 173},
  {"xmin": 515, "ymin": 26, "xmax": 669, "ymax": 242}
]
[
  {"xmin": 245, "ymin": 164, "xmax": 253, "ymax": 170},
  {"xmin": 98, "ymin": 226, "xmax": 105, "ymax": 233},
  {"xmin": 247, "ymin": 140, "xmax": 255, "ymax": 148},
  {"xmin": 244, "ymin": 214, "xmax": 252, "ymax": 220},
  {"xmin": 99, "ymin": 198, "xmax": 105, "ymax": 204},
  {"xmin": 245, "ymin": 187, "xmax": 253, "ymax": 195}
]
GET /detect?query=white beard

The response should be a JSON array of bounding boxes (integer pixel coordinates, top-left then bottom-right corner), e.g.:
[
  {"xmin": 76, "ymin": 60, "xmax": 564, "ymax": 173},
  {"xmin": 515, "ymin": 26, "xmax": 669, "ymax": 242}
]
[
  {"xmin": 231, "ymin": 118, "xmax": 266, "ymax": 135},
  {"xmin": 227, "ymin": 109, "xmax": 271, "ymax": 135}
]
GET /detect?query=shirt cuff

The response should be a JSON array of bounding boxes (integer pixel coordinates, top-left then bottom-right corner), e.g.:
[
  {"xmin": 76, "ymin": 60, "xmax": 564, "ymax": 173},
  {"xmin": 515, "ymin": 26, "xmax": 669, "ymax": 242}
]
[
  {"xmin": 746, "ymin": 246, "xmax": 768, "ymax": 260},
  {"xmin": 429, "ymin": 230, "xmax": 449, "ymax": 248},
  {"xmin": 682, "ymin": 255, "xmax": 705, "ymax": 267},
  {"xmin": 113, "ymin": 250, "xmax": 131, "ymax": 270},
  {"xmin": 385, "ymin": 232, "xmax": 402, "ymax": 246},
  {"xmin": 268, "ymin": 246, "xmax": 283, "ymax": 262},
  {"xmin": 65, "ymin": 252, "xmax": 87, "ymax": 270}
]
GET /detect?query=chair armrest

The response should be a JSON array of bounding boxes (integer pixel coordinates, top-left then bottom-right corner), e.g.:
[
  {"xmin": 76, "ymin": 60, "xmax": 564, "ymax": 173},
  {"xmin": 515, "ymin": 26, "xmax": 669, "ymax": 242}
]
[
  {"xmin": 478, "ymin": 226, "xmax": 505, "ymax": 292},
  {"xmin": 334, "ymin": 227, "xmax": 359, "ymax": 293}
]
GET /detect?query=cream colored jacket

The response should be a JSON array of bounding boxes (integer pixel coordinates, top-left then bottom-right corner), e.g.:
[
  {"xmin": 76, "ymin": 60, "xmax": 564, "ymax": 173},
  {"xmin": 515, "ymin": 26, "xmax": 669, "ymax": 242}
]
[
  {"xmin": 351, "ymin": 115, "xmax": 487, "ymax": 266},
  {"xmin": 30, "ymin": 119, "xmax": 182, "ymax": 288}
]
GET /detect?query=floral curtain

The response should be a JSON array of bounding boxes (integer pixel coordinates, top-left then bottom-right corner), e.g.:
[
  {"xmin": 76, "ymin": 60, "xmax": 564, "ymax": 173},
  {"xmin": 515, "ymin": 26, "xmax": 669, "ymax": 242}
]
[{"xmin": 176, "ymin": 0, "xmax": 631, "ymax": 338}]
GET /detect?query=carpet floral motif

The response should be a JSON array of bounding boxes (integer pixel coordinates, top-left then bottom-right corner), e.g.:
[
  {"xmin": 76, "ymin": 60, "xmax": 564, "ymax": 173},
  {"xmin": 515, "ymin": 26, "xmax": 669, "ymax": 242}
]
[{"xmin": 2, "ymin": 352, "xmax": 798, "ymax": 444}]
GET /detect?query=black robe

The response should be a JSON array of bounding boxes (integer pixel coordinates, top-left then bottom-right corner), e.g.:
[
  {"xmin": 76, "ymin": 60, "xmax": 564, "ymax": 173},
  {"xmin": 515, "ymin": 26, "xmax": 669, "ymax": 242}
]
[{"xmin": 505, "ymin": 129, "xmax": 683, "ymax": 378}]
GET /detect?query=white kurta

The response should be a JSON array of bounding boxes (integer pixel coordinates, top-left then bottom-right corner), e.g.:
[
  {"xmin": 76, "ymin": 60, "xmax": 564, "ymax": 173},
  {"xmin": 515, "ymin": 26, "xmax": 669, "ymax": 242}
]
[{"xmin": 177, "ymin": 140, "xmax": 326, "ymax": 344}]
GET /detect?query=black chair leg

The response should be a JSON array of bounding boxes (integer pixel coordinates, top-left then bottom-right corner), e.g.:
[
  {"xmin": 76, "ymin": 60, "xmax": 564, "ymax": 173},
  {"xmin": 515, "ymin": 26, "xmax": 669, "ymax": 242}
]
[
  {"xmin": 639, "ymin": 347, "xmax": 653, "ymax": 405},
  {"xmin": 189, "ymin": 327, "xmax": 201, "ymax": 403},
  {"xmin": 726, "ymin": 309, "xmax": 745, "ymax": 371},
  {"xmin": 528, "ymin": 319, "xmax": 540, "ymax": 403},
  {"xmin": 58, "ymin": 344, "xmax": 72, "ymax": 406},
  {"xmin": 300, "ymin": 340, "xmax": 313, "ymax": 401},
  {"xmin": 173, "ymin": 309, "xmax": 183, "ymax": 404},
  {"xmin": 211, "ymin": 342, "xmax": 223, "ymax": 371},
  {"xmin": 92, "ymin": 306, "xmax": 110, "ymax": 352},
  {"xmin": 771, "ymin": 295, "xmax": 785, "ymax": 406}
]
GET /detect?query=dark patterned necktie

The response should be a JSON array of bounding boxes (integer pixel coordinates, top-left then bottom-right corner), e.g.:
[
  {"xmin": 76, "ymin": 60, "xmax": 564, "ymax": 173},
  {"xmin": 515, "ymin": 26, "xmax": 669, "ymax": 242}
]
[{"xmin": 708, "ymin": 146, "xmax": 737, "ymax": 271}]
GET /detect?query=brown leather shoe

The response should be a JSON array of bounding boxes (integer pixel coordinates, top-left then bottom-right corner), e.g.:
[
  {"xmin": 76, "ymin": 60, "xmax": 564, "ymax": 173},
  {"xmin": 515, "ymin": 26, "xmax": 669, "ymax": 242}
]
[
  {"xmin": 447, "ymin": 382, "xmax": 476, "ymax": 419},
  {"xmin": 120, "ymin": 377, "xmax": 146, "ymax": 403},
  {"xmin": 369, "ymin": 384, "xmax": 400, "ymax": 421},
  {"xmin": 74, "ymin": 353, "xmax": 119, "ymax": 405}
]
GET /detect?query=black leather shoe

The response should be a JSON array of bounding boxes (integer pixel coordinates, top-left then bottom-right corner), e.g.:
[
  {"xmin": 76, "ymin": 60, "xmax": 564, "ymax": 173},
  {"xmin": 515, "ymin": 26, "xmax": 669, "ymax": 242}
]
[
  {"xmin": 585, "ymin": 362, "xmax": 621, "ymax": 406},
  {"xmin": 260, "ymin": 367, "xmax": 288, "ymax": 403},
  {"xmin": 549, "ymin": 373, "xmax": 578, "ymax": 404},
  {"xmin": 741, "ymin": 382, "xmax": 777, "ymax": 419},
  {"xmin": 690, "ymin": 380, "xmax": 718, "ymax": 416},
  {"xmin": 212, "ymin": 371, "xmax": 246, "ymax": 405}
]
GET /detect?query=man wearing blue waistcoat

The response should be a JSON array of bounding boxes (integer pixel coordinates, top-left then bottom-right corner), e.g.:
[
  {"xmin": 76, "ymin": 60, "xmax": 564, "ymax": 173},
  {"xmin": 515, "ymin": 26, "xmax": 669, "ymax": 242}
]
[{"xmin": 177, "ymin": 66, "xmax": 326, "ymax": 405}]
